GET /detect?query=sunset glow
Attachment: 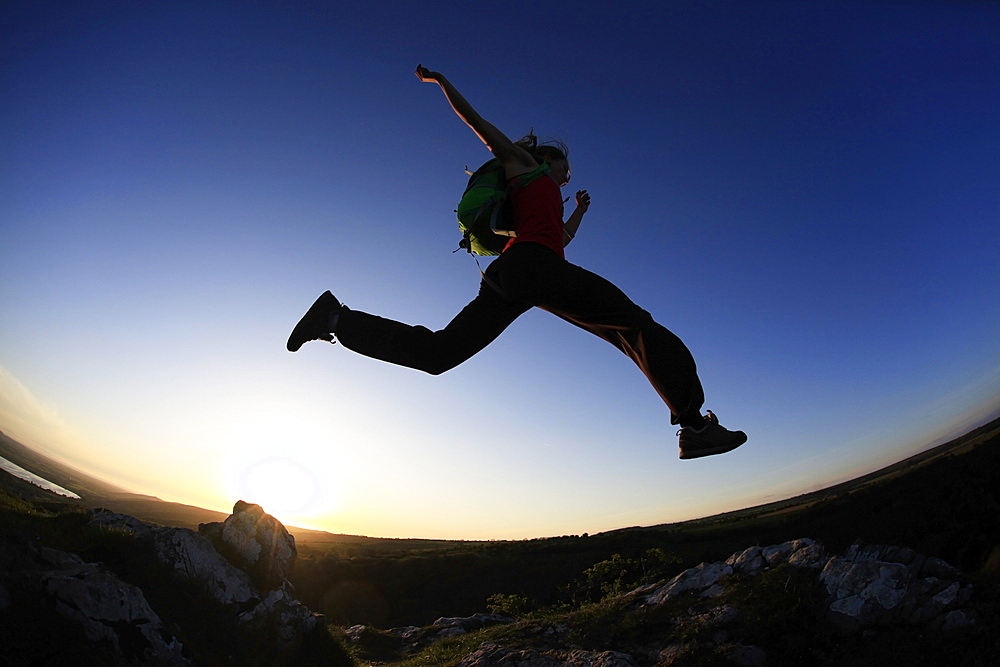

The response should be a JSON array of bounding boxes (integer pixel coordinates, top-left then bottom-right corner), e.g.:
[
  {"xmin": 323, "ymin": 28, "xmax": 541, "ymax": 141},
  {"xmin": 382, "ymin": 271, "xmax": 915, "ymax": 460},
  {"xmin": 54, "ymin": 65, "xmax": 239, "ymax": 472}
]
[{"xmin": 2, "ymin": 1, "xmax": 998, "ymax": 539}]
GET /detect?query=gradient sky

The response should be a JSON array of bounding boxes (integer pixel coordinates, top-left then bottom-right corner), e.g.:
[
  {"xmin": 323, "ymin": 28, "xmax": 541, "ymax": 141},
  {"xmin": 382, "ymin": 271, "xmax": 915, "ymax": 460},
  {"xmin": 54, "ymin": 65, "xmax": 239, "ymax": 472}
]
[{"xmin": 2, "ymin": 0, "xmax": 998, "ymax": 540}]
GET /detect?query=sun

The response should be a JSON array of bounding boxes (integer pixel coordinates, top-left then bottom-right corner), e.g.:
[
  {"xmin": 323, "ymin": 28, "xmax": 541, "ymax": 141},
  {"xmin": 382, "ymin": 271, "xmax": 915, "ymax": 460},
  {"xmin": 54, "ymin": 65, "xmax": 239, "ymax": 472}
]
[{"xmin": 236, "ymin": 457, "xmax": 324, "ymax": 523}]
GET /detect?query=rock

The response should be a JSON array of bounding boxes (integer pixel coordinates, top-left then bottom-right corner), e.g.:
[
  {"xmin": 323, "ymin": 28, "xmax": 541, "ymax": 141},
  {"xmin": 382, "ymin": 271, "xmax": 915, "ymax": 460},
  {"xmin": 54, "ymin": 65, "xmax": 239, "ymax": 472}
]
[
  {"xmin": 457, "ymin": 642, "xmax": 637, "ymax": 667},
  {"xmin": 656, "ymin": 644, "xmax": 688, "ymax": 665},
  {"xmin": 787, "ymin": 540, "xmax": 827, "ymax": 568},
  {"xmin": 88, "ymin": 508, "xmax": 258, "ymax": 609},
  {"xmin": 433, "ymin": 612, "xmax": 515, "ymax": 632},
  {"xmin": 689, "ymin": 605, "xmax": 740, "ymax": 630},
  {"xmin": 199, "ymin": 500, "xmax": 296, "ymax": 591},
  {"xmin": 390, "ymin": 625, "xmax": 422, "ymax": 640},
  {"xmin": 937, "ymin": 609, "xmax": 975, "ymax": 631},
  {"xmin": 758, "ymin": 538, "xmax": 818, "ymax": 567},
  {"xmin": 145, "ymin": 526, "xmax": 257, "ymax": 607},
  {"xmin": 760, "ymin": 541, "xmax": 796, "ymax": 565},
  {"xmin": 544, "ymin": 622, "xmax": 570, "ymax": 638},
  {"xmin": 238, "ymin": 582, "xmax": 319, "ymax": 641},
  {"xmin": 88, "ymin": 509, "xmax": 156, "ymax": 537},
  {"xmin": 819, "ymin": 543, "xmax": 974, "ymax": 632},
  {"xmin": 88, "ymin": 503, "xmax": 319, "ymax": 648},
  {"xmin": 559, "ymin": 648, "xmax": 638, "ymax": 667},
  {"xmin": 39, "ymin": 550, "xmax": 189, "ymax": 665},
  {"xmin": 643, "ymin": 561, "xmax": 732, "ymax": 606},
  {"xmin": 726, "ymin": 539, "xmax": 826, "ymax": 575},
  {"xmin": 700, "ymin": 583, "xmax": 726, "ymax": 598},
  {"xmin": 458, "ymin": 642, "xmax": 562, "ymax": 667},
  {"xmin": 727, "ymin": 546, "xmax": 767, "ymax": 575}
]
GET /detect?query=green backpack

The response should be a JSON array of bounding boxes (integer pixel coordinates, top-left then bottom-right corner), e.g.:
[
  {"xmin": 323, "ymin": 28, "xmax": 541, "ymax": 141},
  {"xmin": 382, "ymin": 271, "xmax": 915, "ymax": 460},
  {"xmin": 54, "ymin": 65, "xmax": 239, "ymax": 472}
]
[{"xmin": 456, "ymin": 159, "xmax": 551, "ymax": 255}]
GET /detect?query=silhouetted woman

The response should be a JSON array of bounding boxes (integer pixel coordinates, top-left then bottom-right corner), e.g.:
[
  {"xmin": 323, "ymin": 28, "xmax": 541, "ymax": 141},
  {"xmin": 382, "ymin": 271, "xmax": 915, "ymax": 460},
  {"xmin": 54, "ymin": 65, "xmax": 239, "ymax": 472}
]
[{"xmin": 287, "ymin": 66, "xmax": 746, "ymax": 459}]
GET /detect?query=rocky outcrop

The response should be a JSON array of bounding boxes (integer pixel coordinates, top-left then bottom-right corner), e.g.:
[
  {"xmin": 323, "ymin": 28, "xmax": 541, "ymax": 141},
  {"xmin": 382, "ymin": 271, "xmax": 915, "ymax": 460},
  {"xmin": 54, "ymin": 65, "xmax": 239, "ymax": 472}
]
[
  {"xmin": 37, "ymin": 546, "xmax": 189, "ymax": 666},
  {"xmin": 635, "ymin": 537, "xmax": 974, "ymax": 634},
  {"xmin": 23, "ymin": 502, "xmax": 326, "ymax": 665},
  {"xmin": 199, "ymin": 500, "xmax": 296, "ymax": 591},
  {"xmin": 820, "ymin": 543, "xmax": 975, "ymax": 632},
  {"xmin": 453, "ymin": 538, "xmax": 978, "ymax": 667},
  {"xmin": 91, "ymin": 509, "xmax": 257, "ymax": 607}
]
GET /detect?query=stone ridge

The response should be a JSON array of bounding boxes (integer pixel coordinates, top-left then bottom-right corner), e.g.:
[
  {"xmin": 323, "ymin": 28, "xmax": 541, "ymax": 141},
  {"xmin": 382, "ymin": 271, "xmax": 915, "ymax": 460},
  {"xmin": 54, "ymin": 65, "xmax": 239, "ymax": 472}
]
[
  {"xmin": 32, "ymin": 501, "xmax": 323, "ymax": 664},
  {"xmin": 363, "ymin": 538, "xmax": 979, "ymax": 667}
]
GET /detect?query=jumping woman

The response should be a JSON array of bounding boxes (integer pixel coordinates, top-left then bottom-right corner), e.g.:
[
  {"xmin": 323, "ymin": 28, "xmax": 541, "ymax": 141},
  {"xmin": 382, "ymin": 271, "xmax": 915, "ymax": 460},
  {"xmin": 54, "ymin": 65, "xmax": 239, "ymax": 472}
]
[{"xmin": 287, "ymin": 65, "xmax": 747, "ymax": 459}]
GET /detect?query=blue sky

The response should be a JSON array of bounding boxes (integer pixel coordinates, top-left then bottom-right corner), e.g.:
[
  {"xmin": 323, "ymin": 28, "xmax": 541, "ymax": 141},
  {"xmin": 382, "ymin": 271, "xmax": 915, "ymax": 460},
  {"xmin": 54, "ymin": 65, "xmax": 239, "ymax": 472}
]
[{"xmin": 2, "ymin": 0, "xmax": 998, "ymax": 539}]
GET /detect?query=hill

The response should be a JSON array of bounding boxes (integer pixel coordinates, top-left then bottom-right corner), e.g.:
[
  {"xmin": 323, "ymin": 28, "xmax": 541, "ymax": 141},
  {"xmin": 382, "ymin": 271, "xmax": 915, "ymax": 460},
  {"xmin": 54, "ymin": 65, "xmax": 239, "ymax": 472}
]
[
  {"xmin": 1, "ymin": 419, "xmax": 998, "ymax": 666},
  {"xmin": 0, "ymin": 430, "xmax": 468, "ymax": 548},
  {"xmin": 283, "ymin": 418, "xmax": 1000, "ymax": 629}
]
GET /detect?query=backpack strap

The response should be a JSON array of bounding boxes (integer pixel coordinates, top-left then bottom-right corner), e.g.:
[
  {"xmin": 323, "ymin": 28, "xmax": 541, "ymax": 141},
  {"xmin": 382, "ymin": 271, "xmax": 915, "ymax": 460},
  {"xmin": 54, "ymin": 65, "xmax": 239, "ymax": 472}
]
[
  {"xmin": 492, "ymin": 162, "xmax": 551, "ymax": 228},
  {"xmin": 510, "ymin": 161, "xmax": 552, "ymax": 188},
  {"xmin": 475, "ymin": 162, "xmax": 554, "ymax": 298},
  {"xmin": 470, "ymin": 255, "xmax": 506, "ymax": 300}
]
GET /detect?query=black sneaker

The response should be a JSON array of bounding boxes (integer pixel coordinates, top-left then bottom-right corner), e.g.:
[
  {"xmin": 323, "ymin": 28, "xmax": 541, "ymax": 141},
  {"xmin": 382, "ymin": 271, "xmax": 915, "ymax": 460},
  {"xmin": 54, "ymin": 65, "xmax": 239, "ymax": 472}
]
[
  {"xmin": 677, "ymin": 413, "xmax": 746, "ymax": 460},
  {"xmin": 287, "ymin": 291, "xmax": 340, "ymax": 352}
]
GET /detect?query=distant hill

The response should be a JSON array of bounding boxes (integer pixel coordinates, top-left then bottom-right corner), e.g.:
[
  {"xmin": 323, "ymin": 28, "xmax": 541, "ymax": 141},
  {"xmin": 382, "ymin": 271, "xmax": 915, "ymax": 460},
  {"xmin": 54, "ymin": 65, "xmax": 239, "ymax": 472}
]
[
  {"xmin": 0, "ymin": 430, "xmax": 134, "ymax": 499},
  {"xmin": 3, "ymin": 418, "xmax": 999, "ymax": 550},
  {"xmin": 285, "ymin": 418, "xmax": 1000, "ymax": 629},
  {"xmin": 633, "ymin": 415, "xmax": 1000, "ymax": 533},
  {"xmin": 0, "ymin": 429, "xmax": 466, "ymax": 547}
]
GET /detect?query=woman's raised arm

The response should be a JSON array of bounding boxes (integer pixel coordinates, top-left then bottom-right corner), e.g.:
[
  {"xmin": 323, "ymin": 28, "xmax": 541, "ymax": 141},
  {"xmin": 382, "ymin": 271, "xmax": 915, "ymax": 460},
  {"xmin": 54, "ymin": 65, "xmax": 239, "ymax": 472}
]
[{"xmin": 415, "ymin": 65, "xmax": 536, "ymax": 175}]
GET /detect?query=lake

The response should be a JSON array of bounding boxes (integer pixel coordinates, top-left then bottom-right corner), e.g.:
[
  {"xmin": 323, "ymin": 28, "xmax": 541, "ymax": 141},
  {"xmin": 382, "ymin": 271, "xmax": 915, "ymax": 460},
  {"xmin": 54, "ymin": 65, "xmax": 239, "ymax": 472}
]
[{"xmin": 0, "ymin": 454, "xmax": 82, "ymax": 499}]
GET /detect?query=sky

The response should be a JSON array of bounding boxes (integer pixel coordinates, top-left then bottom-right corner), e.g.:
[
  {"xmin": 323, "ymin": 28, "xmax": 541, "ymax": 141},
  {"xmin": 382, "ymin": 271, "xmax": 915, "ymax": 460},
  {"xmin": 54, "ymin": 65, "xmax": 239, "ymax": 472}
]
[{"xmin": 2, "ymin": 0, "xmax": 998, "ymax": 541}]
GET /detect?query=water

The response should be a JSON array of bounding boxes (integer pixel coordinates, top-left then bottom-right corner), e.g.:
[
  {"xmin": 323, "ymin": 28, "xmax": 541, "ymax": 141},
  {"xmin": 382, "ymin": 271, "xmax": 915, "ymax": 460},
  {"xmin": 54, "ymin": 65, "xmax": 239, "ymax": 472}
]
[{"xmin": 0, "ymin": 454, "xmax": 82, "ymax": 499}]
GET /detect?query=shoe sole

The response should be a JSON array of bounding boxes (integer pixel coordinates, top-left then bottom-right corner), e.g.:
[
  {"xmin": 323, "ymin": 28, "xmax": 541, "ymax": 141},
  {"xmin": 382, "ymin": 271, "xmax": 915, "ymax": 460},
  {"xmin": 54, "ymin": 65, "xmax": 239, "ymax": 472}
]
[
  {"xmin": 286, "ymin": 291, "xmax": 336, "ymax": 352},
  {"xmin": 679, "ymin": 433, "xmax": 747, "ymax": 460}
]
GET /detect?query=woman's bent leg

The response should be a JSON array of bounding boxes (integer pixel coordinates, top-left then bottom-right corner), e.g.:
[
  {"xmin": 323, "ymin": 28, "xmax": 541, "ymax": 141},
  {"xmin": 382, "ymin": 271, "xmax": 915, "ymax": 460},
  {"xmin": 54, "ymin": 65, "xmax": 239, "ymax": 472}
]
[
  {"xmin": 334, "ymin": 280, "xmax": 529, "ymax": 375},
  {"xmin": 496, "ymin": 244, "xmax": 705, "ymax": 425}
]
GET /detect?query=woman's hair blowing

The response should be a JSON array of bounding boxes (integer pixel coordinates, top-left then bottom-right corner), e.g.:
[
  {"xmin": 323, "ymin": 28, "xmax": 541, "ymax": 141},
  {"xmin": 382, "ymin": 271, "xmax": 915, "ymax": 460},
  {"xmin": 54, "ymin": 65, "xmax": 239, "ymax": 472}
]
[{"xmin": 515, "ymin": 133, "xmax": 568, "ymax": 164}]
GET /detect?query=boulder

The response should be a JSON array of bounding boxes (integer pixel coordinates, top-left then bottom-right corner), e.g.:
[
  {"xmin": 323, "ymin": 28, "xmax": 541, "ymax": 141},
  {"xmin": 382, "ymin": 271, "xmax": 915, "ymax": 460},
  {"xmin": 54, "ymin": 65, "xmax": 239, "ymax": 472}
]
[
  {"xmin": 238, "ymin": 582, "xmax": 319, "ymax": 641},
  {"xmin": 760, "ymin": 538, "xmax": 820, "ymax": 566},
  {"xmin": 38, "ymin": 548, "xmax": 189, "ymax": 665},
  {"xmin": 89, "ymin": 504, "xmax": 319, "ymax": 645},
  {"xmin": 199, "ymin": 500, "xmax": 296, "ymax": 591},
  {"xmin": 819, "ymin": 543, "xmax": 975, "ymax": 632},
  {"xmin": 726, "ymin": 546, "xmax": 767, "ymax": 575},
  {"xmin": 148, "ymin": 526, "xmax": 257, "ymax": 607},
  {"xmin": 642, "ymin": 561, "xmax": 732, "ymax": 606},
  {"xmin": 633, "ymin": 537, "xmax": 975, "ymax": 639},
  {"xmin": 787, "ymin": 540, "xmax": 827, "ymax": 568},
  {"xmin": 89, "ymin": 508, "xmax": 257, "ymax": 608}
]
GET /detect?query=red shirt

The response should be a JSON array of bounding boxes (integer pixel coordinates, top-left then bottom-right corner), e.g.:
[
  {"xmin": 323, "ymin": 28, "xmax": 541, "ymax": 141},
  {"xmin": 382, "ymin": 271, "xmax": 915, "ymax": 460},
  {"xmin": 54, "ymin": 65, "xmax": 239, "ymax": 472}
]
[{"xmin": 504, "ymin": 174, "xmax": 565, "ymax": 258}]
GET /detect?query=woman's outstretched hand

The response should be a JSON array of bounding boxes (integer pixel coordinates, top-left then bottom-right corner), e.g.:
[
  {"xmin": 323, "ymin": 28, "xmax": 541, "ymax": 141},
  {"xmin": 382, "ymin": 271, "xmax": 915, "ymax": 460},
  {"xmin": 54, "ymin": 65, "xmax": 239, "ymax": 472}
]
[
  {"xmin": 414, "ymin": 64, "xmax": 439, "ymax": 83},
  {"xmin": 575, "ymin": 190, "xmax": 591, "ymax": 212}
]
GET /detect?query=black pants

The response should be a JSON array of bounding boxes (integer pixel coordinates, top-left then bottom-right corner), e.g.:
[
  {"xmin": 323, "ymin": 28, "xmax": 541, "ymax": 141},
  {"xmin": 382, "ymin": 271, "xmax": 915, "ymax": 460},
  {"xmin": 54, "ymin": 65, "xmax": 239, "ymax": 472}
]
[{"xmin": 335, "ymin": 243, "xmax": 705, "ymax": 426}]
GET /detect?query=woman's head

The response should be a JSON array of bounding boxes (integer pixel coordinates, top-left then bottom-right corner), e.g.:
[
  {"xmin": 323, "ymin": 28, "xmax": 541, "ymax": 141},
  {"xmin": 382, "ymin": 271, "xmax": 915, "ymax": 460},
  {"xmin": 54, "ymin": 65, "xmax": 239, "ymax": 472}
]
[{"xmin": 516, "ymin": 134, "xmax": 571, "ymax": 185}]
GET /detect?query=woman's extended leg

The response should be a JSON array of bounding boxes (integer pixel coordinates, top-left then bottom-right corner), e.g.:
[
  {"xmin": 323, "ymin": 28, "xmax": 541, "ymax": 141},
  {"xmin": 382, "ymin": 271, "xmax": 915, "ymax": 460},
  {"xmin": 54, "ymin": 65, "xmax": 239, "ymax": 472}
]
[{"xmin": 334, "ymin": 276, "xmax": 530, "ymax": 375}]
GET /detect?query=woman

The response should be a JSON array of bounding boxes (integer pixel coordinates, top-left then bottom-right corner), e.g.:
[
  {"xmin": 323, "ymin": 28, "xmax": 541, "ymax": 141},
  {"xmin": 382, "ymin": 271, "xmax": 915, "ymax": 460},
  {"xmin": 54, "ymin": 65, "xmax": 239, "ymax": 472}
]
[{"xmin": 287, "ymin": 65, "xmax": 746, "ymax": 459}]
